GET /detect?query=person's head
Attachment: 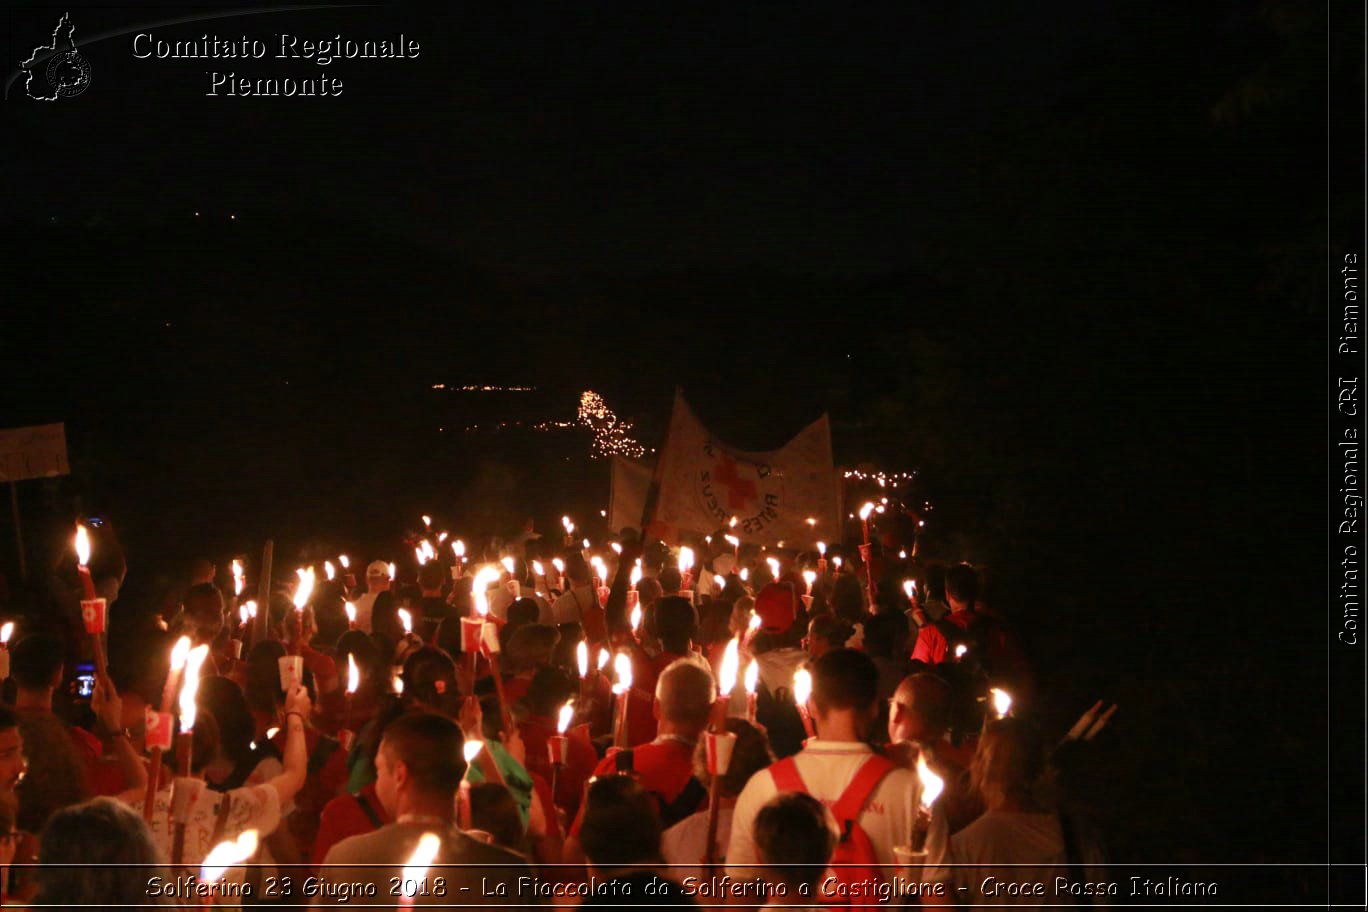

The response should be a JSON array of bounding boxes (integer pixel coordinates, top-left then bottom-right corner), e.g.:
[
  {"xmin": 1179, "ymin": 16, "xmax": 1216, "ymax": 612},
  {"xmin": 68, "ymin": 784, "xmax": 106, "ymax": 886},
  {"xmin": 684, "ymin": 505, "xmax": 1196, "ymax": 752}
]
[
  {"xmin": 729, "ymin": 596, "xmax": 755, "ymax": 636},
  {"xmin": 374, "ymin": 711, "xmax": 467, "ymax": 818},
  {"xmin": 401, "ymin": 646, "xmax": 461, "ymax": 717},
  {"xmin": 809, "ymin": 648, "xmax": 880, "ymax": 740},
  {"xmin": 11, "ymin": 633, "xmax": 64, "ymax": 693},
  {"xmin": 34, "ymin": 797, "xmax": 169, "ymax": 908},
  {"xmin": 636, "ymin": 577, "xmax": 663, "ymax": 609},
  {"xmin": 754, "ymin": 792, "xmax": 834, "ymax": 893},
  {"xmin": 653, "ymin": 596, "xmax": 697, "ymax": 655},
  {"xmin": 283, "ymin": 605, "xmax": 318, "ymax": 644},
  {"xmin": 524, "ymin": 665, "xmax": 576, "ymax": 720},
  {"xmin": 188, "ymin": 559, "xmax": 217, "ymax": 586},
  {"xmin": 945, "ymin": 563, "xmax": 979, "ymax": 613},
  {"xmin": 366, "ymin": 560, "xmax": 391, "ymax": 593},
  {"xmin": 565, "ymin": 554, "xmax": 592, "ymax": 587},
  {"xmin": 0, "ymin": 705, "xmax": 26, "ymax": 794},
  {"xmin": 335, "ymin": 629, "xmax": 385, "ymax": 687},
  {"xmin": 197, "ymin": 676, "xmax": 256, "ymax": 767},
  {"xmin": 507, "ymin": 598, "xmax": 540, "ymax": 628},
  {"xmin": 507, "ymin": 624, "xmax": 560, "ymax": 674},
  {"xmin": 657, "ymin": 567, "xmax": 682, "ymax": 595},
  {"xmin": 469, "ymin": 782, "xmax": 524, "ymax": 851},
  {"xmin": 653, "ymin": 657, "xmax": 715, "ymax": 737},
  {"xmin": 579, "ymin": 774, "xmax": 662, "ymax": 871},
  {"xmin": 417, "ymin": 561, "xmax": 446, "ymax": 594},
  {"xmin": 172, "ymin": 711, "xmax": 222, "ymax": 776},
  {"xmin": 971, "ymin": 717, "xmax": 1045, "ymax": 810},
  {"xmin": 693, "ymin": 718, "xmax": 772, "ymax": 798},
  {"xmin": 830, "ymin": 574, "xmax": 866, "ymax": 624},
  {"xmin": 182, "ymin": 582, "xmax": 225, "ymax": 644},
  {"xmin": 805, "ymin": 613, "xmax": 850, "ymax": 659},
  {"xmin": 888, "ymin": 673, "xmax": 952, "ymax": 745}
]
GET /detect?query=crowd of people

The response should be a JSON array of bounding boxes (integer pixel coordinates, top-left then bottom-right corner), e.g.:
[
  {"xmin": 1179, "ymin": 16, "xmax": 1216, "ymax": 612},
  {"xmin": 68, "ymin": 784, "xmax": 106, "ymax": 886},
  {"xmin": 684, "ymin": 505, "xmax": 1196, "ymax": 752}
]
[{"xmin": 0, "ymin": 515, "xmax": 1112, "ymax": 908}]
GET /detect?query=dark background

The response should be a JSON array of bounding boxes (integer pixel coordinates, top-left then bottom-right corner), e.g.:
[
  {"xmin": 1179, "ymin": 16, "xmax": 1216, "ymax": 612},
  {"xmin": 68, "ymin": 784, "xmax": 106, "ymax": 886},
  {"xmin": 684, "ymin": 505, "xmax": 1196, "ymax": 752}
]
[{"xmin": 0, "ymin": 0, "xmax": 1351, "ymax": 879}]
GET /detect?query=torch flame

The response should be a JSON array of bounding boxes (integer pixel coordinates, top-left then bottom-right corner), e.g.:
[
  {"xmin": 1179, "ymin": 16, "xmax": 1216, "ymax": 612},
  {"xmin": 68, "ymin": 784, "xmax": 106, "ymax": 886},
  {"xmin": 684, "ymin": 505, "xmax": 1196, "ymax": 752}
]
[
  {"xmin": 582, "ymin": 538, "xmax": 590, "ymax": 551},
  {"xmin": 463, "ymin": 740, "xmax": 484, "ymax": 764},
  {"xmin": 729, "ymin": 516, "xmax": 739, "ymax": 529},
  {"xmin": 438, "ymin": 532, "xmax": 449, "ymax": 544},
  {"xmin": 743, "ymin": 658, "xmax": 759, "ymax": 696},
  {"xmin": 802, "ymin": 570, "xmax": 816, "ymax": 590},
  {"xmin": 453, "ymin": 540, "xmax": 466, "ymax": 559},
  {"xmin": 238, "ymin": 604, "xmax": 250, "ymax": 626},
  {"xmin": 345, "ymin": 601, "xmax": 357, "ymax": 624},
  {"xmin": 170, "ymin": 635, "xmax": 193, "ymax": 674},
  {"xmin": 552, "ymin": 557, "xmax": 565, "ymax": 574},
  {"xmin": 500, "ymin": 556, "xmax": 516, "ymax": 575},
  {"xmin": 629, "ymin": 603, "xmax": 643, "ymax": 632},
  {"xmin": 805, "ymin": 517, "xmax": 817, "ymax": 527},
  {"xmin": 597, "ymin": 647, "xmax": 610, "ymax": 671},
  {"xmin": 724, "ymin": 534, "xmax": 739, "ymax": 548},
  {"xmin": 859, "ymin": 502, "xmax": 876, "ymax": 521},
  {"xmin": 397, "ymin": 608, "xmax": 412, "ymax": 636},
  {"xmin": 610, "ymin": 542, "xmax": 622, "ymax": 555},
  {"xmin": 832, "ymin": 556, "xmax": 843, "ymax": 570},
  {"xmin": 201, "ymin": 829, "xmax": 259, "ymax": 883},
  {"xmin": 532, "ymin": 560, "xmax": 545, "ymax": 577},
  {"xmin": 556, "ymin": 702, "xmax": 574, "ymax": 734},
  {"xmin": 766, "ymin": 556, "xmax": 780, "ymax": 579},
  {"xmin": 346, "ymin": 653, "xmax": 360, "ymax": 696},
  {"xmin": 612, "ymin": 652, "xmax": 633, "ymax": 695},
  {"xmin": 817, "ymin": 541, "xmax": 827, "ymax": 556},
  {"xmin": 917, "ymin": 754, "xmax": 945, "ymax": 808},
  {"xmin": 718, "ymin": 637, "xmax": 740, "ymax": 696},
  {"xmin": 629, "ymin": 565, "xmax": 642, "ymax": 588},
  {"xmin": 678, "ymin": 546, "xmax": 694, "ymax": 573},
  {"xmin": 747, "ymin": 612, "xmax": 761, "ymax": 634},
  {"xmin": 792, "ymin": 668, "xmax": 812, "ymax": 708},
  {"xmin": 0, "ymin": 622, "xmax": 12, "ymax": 644},
  {"xmin": 576, "ymin": 641, "xmax": 589, "ymax": 678},
  {"xmin": 990, "ymin": 687, "xmax": 1013, "ymax": 718},
  {"xmin": 392, "ymin": 673, "xmax": 404, "ymax": 694},
  {"xmin": 422, "ymin": 515, "xmax": 432, "ymax": 529},
  {"xmin": 590, "ymin": 555, "xmax": 607, "ymax": 582},
  {"xmin": 902, "ymin": 580, "xmax": 915, "ymax": 600},
  {"xmin": 562, "ymin": 516, "xmax": 574, "ymax": 535},
  {"xmin": 178, "ymin": 644, "xmax": 210, "ymax": 732},
  {"xmin": 387, "ymin": 562, "xmax": 396, "ymax": 580},
  {"xmin": 471, "ymin": 566, "xmax": 502, "ymax": 617},
  {"xmin": 400, "ymin": 832, "xmax": 443, "ymax": 888},
  {"xmin": 324, "ymin": 560, "xmax": 336, "ymax": 581},
  {"xmin": 339, "ymin": 554, "xmax": 350, "ymax": 569},
  {"xmin": 232, "ymin": 559, "xmax": 245, "ymax": 596},
  {"xmin": 245, "ymin": 600, "xmax": 257, "ymax": 619},
  {"xmin": 415, "ymin": 546, "xmax": 428, "ymax": 566},
  {"xmin": 74, "ymin": 523, "xmax": 91, "ymax": 567},
  {"xmin": 955, "ymin": 643, "xmax": 968, "ymax": 659},
  {"xmin": 292, "ymin": 567, "xmax": 315, "ymax": 612}
]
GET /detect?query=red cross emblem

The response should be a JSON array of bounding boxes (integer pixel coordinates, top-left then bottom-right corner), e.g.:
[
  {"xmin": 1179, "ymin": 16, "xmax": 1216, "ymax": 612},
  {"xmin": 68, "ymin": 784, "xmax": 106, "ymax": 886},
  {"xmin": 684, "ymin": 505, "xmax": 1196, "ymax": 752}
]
[{"xmin": 713, "ymin": 452, "xmax": 758, "ymax": 510}]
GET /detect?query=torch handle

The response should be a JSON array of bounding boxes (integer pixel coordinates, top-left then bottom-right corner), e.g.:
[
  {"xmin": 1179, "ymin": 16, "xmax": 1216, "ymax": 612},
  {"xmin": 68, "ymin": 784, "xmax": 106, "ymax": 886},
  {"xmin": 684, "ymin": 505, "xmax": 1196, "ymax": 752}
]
[{"xmin": 142, "ymin": 748, "xmax": 163, "ymax": 822}]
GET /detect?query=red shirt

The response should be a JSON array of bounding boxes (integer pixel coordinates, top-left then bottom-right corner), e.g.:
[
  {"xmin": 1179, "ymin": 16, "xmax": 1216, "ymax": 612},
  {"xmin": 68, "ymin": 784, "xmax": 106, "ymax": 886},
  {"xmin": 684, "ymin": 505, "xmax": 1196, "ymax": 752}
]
[
  {"xmin": 518, "ymin": 717, "xmax": 597, "ymax": 815},
  {"xmin": 570, "ymin": 736, "xmax": 701, "ymax": 837},
  {"xmin": 911, "ymin": 609, "xmax": 976, "ymax": 664},
  {"xmin": 310, "ymin": 783, "xmax": 389, "ymax": 868},
  {"xmin": 623, "ymin": 650, "xmax": 688, "ymax": 747}
]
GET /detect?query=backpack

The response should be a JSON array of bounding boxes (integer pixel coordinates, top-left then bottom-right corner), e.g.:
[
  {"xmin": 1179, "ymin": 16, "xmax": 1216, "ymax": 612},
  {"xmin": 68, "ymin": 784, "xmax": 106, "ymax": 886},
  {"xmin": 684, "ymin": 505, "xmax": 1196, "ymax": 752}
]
[
  {"xmin": 611, "ymin": 748, "xmax": 708, "ymax": 828},
  {"xmin": 769, "ymin": 754, "xmax": 896, "ymax": 897}
]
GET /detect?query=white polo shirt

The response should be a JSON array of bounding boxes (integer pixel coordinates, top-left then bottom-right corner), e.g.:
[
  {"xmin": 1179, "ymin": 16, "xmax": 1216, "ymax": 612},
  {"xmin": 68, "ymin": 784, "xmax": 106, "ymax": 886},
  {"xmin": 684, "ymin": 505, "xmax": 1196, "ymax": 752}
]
[{"xmin": 726, "ymin": 740, "xmax": 921, "ymax": 871}]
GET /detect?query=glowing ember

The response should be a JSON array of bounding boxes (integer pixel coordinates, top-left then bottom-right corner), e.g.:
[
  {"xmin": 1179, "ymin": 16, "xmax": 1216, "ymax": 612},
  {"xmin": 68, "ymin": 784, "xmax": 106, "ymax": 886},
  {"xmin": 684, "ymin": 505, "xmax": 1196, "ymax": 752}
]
[
  {"xmin": 201, "ymin": 829, "xmax": 259, "ymax": 883},
  {"xmin": 792, "ymin": 668, "xmax": 812, "ymax": 708},
  {"xmin": 718, "ymin": 637, "xmax": 740, "ymax": 696},
  {"xmin": 990, "ymin": 687, "xmax": 1013, "ymax": 718},
  {"xmin": 74, "ymin": 523, "xmax": 91, "ymax": 567},
  {"xmin": 178, "ymin": 644, "xmax": 210, "ymax": 731},
  {"xmin": 612, "ymin": 652, "xmax": 633, "ymax": 695},
  {"xmin": 292, "ymin": 567, "xmax": 315, "ymax": 612},
  {"xmin": 917, "ymin": 754, "xmax": 945, "ymax": 808},
  {"xmin": 346, "ymin": 654, "xmax": 360, "ymax": 695}
]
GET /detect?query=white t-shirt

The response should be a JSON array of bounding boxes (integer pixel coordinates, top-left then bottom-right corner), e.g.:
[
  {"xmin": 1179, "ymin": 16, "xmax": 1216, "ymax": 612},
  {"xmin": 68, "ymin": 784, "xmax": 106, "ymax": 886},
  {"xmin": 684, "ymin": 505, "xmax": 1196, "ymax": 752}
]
[
  {"xmin": 726, "ymin": 741, "xmax": 920, "ymax": 872},
  {"xmin": 662, "ymin": 806, "xmax": 733, "ymax": 883},
  {"xmin": 137, "ymin": 781, "xmax": 282, "ymax": 868},
  {"xmin": 354, "ymin": 591, "xmax": 378, "ymax": 633},
  {"xmin": 551, "ymin": 586, "xmax": 597, "ymax": 626}
]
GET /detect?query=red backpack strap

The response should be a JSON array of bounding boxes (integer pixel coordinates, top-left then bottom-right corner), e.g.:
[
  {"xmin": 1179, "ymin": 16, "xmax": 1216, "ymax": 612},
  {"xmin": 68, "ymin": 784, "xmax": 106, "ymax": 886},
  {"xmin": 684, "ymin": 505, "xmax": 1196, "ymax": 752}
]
[
  {"xmin": 829, "ymin": 754, "xmax": 895, "ymax": 828},
  {"xmin": 768, "ymin": 756, "xmax": 807, "ymax": 793}
]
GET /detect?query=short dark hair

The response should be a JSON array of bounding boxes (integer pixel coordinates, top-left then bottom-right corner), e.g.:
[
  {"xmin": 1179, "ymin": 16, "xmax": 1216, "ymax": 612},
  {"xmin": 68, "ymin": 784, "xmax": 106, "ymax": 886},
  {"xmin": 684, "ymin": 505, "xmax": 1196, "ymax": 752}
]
[
  {"xmin": 945, "ymin": 563, "xmax": 979, "ymax": 606},
  {"xmin": 696, "ymin": 718, "xmax": 773, "ymax": 799},
  {"xmin": 654, "ymin": 596, "xmax": 697, "ymax": 654},
  {"xmin": 417, "ymin": 562, "xmax": 446, "ymax": 592},
  {"xmin": 507, "ymin": 598, "xmax": 540, "ymax": 627},
  {"xmin": 469, "ymin": 782, "xmax": 524, "ymax": 850},
  {"xmin": 657, "ymin": 567, "xmax": 682, "ymax": 594},
  {"xmin": 579, "ymin": 774, "xmax": 662, "ymax": 869},
  {"xmin": 380, "ymin": 711, "xmax": 467, "ymax": 796},
  {"xmin": 11, "ymin": 634, "xmax": 63, "ymax": 690},
  {"xmin": 808, "ymin": 613, "xmax": 851, "ymax": 650},
  {"xmin": 524, "ymin": 665, "xmax": 576, "ymax": 719},
  {"xmin": 755, "ymin": 792, "xmax": 833, "ymax": 890},
  {"xmin": 810, "ymin": 648, "xmax": 878, "ymax": 714}
]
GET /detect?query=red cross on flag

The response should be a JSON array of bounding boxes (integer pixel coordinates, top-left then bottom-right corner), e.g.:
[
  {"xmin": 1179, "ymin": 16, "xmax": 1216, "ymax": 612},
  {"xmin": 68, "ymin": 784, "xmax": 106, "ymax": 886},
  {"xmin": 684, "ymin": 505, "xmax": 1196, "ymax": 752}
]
[{"xmin": 610, "ymin": 391, "xmax": 839, "ymax": 545}]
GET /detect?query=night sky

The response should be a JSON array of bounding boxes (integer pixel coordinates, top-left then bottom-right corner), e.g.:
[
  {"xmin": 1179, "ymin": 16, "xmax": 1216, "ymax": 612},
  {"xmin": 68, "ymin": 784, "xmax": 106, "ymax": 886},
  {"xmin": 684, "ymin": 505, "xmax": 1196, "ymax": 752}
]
[{"xmin": 0, "ymin": 0, "xmax": 1353, "ymax": 877}]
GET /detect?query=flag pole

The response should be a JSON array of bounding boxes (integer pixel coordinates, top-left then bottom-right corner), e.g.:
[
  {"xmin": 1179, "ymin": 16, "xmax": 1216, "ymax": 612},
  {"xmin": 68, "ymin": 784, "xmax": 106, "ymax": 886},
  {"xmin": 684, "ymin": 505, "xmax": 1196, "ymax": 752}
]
[{"xmin": 255, "ymin": 540, "xmax": 273, "ymax": 644}]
